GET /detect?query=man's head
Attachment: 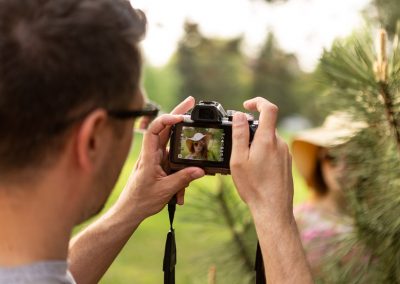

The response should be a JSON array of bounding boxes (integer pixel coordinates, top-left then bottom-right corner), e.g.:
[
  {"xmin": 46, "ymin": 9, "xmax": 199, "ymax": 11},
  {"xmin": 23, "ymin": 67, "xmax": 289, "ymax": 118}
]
[
  {"xmin": 0, "ymin": 0, "xmax": 147, "ymax": 221},
  {"xmin": 0, "ymin": 0, "xmax": 147, "ymax": 174}
]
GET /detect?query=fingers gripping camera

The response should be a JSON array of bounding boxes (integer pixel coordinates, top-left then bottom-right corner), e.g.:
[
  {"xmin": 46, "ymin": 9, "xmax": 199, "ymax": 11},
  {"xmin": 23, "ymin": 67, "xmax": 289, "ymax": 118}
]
[{"xmin": 169, "ymin": 101, "xmax": 258, "ymax": 175}]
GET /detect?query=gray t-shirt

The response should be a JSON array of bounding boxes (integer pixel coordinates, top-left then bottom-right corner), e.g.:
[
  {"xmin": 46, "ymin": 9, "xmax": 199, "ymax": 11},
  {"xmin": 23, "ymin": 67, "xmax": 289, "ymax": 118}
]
[{"xmin": 0, "ymin": 261, "xmax": 76, "ymax": 284}]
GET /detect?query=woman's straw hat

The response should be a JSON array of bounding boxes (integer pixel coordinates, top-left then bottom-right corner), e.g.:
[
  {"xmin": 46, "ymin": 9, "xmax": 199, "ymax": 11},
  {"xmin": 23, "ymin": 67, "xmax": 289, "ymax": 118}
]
[
  {"xmin": 186, "ymin": 133, "xmax": 209, "ymax": 150},
  {"xmin": 291, "ymin": 112, "xmax": 367, "ymax": 188}
]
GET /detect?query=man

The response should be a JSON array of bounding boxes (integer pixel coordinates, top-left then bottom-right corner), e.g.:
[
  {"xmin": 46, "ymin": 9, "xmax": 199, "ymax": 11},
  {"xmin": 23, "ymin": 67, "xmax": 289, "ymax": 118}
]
[{"xmin": 0, "ymin": 0, "xmax": 313, "ymax": 283}]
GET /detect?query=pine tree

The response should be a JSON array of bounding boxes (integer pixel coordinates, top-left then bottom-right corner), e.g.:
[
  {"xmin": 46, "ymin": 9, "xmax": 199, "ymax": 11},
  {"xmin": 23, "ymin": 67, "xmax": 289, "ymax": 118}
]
[
  {"xmin": 314, "ymin": 26, "xmax": 400, "ymax": 283},
  {"xmin": 179, "ymin": 176, "xmax": 257, "ymax": 284}
]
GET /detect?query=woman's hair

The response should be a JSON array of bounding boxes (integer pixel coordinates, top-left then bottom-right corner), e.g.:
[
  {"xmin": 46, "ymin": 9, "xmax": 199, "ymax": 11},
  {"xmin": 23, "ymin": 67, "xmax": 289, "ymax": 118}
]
[{"xmin": 312, "ymin": 157, "xmax": 328, "ymax": 196}]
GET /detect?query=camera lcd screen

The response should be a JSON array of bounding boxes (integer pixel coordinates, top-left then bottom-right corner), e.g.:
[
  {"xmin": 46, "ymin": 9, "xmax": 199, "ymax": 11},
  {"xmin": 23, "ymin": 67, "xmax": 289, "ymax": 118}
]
[{"xmin": 177, "ymin": 126, "xmax": 225, "ymax": 162}]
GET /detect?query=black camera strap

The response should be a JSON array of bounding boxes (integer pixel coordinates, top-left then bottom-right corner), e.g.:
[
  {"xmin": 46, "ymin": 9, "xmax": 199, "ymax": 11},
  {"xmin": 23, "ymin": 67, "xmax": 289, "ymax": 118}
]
[
  {"xmin": 163, "ymin": 196, "xmax": 177, "ymax": 284},
  {"xmin": 255, "ymin": 241, "xmax": 266, "ymax": 283},
  {"xmin": 163, "ymin": 195, "xmax": 266, "ymax": 284}
]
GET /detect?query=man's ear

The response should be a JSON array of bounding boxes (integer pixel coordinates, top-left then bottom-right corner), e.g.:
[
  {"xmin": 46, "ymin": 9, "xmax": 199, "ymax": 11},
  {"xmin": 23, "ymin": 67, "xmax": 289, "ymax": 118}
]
[{"xmin": 75, "ymin": 109, "xmax": 109, "ymax": 172}]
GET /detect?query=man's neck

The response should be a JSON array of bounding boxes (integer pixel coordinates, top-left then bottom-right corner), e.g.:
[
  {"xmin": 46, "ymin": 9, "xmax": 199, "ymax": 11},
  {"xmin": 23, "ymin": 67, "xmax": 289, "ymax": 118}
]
[{"xmin": 0, "ymin": 179, "xmax": 75, "ymax": 266}]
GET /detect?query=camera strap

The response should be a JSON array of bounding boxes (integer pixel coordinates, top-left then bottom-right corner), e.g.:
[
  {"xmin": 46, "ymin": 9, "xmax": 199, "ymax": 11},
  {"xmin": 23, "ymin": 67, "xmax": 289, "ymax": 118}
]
[
  {"xmin": 163, "ymin": 196, "xmax": 177, "ymax": 284},
  {"xmin": 163, "ymin": 196, "xmax": 267, "ymax": 284},
  {"xmin": 255, "ymin": 241, "xmax": 266, "ymax": 283}
]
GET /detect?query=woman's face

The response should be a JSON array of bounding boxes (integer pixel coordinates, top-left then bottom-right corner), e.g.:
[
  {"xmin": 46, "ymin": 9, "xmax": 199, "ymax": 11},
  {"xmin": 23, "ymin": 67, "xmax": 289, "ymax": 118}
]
[
  {"xmin": 193, "ymin": 140, "xmax": 205, "ymax": 154},
  {"xmin": 319, "ymin": 148, "xmax": 346, "ymax": 193}
]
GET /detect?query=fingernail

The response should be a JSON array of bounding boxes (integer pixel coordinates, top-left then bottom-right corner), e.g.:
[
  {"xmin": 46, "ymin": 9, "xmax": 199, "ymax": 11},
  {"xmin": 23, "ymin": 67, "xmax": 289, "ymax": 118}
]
[
  {"xmin": 190, "ymin": 168, "xmax": 205, "ymax": 179},
  {"xmin": 233, "ymin": 112, "xmax": 246, "ymax": 124},
  {"xmin": 185, "ymin": 96, "xmax": 193, "ymax": 101}
]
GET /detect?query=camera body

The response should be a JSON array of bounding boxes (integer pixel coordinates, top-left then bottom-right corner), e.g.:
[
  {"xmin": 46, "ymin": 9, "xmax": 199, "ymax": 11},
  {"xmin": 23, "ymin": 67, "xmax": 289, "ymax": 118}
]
[{"xmin": 169, "ymin": 101, "xmax": 258, "ymax": 175}]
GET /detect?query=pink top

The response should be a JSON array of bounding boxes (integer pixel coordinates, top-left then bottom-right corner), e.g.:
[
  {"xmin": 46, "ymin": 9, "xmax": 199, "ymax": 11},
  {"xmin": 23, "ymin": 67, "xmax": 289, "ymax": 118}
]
[{"xmin": 294, "ymin": 202, "xmax": 354, "ymax": 275}]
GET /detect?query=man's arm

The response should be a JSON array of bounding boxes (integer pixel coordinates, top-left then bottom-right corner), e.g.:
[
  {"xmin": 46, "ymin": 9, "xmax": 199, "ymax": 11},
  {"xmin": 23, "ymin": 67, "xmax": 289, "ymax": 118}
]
[
  {"xmin": 230, "ymin": 97, "xmax": 313, "ymax": 283},
  {"xmin": 69, "ymin": 97, "xmax": 205, "ymax": 284},
  {"xmin": 68, "ymin": 203, "xmax": 142, "ymax": 284}
]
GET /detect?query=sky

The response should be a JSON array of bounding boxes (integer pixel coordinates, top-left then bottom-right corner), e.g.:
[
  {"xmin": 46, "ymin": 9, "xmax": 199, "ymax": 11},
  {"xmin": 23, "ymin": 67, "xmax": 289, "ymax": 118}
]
[{"xmin": 132, "ymin": 0, "xmax": 371, "ymax": 72}]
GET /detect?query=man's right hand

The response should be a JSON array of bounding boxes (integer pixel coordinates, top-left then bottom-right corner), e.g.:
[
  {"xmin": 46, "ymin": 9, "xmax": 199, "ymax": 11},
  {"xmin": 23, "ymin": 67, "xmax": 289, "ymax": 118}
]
[
  {"xmin": 230, "ymin": 97, "xmax": 294, "ymax": 223},
  {"xmin": 230, "ymin": 97, "xmax": 313, "ymax": 284}
]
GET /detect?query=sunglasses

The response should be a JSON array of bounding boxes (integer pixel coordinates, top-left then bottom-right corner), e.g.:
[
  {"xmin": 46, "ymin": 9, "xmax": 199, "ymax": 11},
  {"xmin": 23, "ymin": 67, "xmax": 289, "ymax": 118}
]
[
  {"xmin": 107, "ymin": 101, "xmax": 159, "ymax": 120},
  {"xmin": 319, "ymin": 151, "xmax": 340, "ymax": 166},
  {"xmin": 49, "ymin": 101, "xmax": 160, "ymax": 134}
]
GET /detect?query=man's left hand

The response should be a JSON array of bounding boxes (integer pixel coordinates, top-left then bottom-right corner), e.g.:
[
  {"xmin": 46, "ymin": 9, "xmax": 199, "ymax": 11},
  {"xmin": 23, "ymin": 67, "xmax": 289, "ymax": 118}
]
[{"xmin": 114, "ymin": 97, "xmax": 204, "ymax": 222}]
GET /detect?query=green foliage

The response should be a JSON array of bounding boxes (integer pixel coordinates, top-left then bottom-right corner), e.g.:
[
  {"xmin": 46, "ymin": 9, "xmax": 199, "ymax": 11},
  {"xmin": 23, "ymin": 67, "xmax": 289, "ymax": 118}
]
[
  {"xmin": 291, "ymin": 71, "xmax": 329, "ymax": 125},
  {"xmin": 175, "ymin": 24, "xmax": 323, "ymax": 125},
  {"xmin": 176, "ymin": 22, "xmax": 252, "ymax": 111},
  {"xmin": 142, "ymin": 63, "xmax": 182, "ymax": 112},
  {"xmin": 251, "ymin": 33, "xmax": 305, "ymax": 122},
  {"xmin": 318, "ymin": 32, "xmax": 380, "ymax": 119},
  {"xmin": 179, "ymin": 176, "xmax": 257, "ymax": 284},
  {"xmin": 315, "ymin": 28, "xmax": 400, "ymax": 283},
  {"xmin": 371, "ymin": 0, "xmax": 400, "ymax": 37}
]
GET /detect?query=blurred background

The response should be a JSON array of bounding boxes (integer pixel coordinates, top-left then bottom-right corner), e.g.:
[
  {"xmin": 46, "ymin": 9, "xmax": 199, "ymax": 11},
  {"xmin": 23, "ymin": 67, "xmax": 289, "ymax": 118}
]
[{"xmin": 73, "ymin": 0, "xmax": 400, "ymax": 283}]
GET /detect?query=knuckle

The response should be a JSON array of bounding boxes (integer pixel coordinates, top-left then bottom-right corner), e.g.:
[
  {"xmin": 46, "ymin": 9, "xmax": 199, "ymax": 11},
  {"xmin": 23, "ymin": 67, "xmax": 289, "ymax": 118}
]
[
  {"xmin": 160, "ymin": 114, "xmax": 174, "ymax": 123},
  {"xmin": 276, "ymin": 136, "xmax": 287, "ymax": 149},
  {"xmin": 261, "ymin": 101, "xmax": 278, "ymax": 114},
  {"xmin": 232, "ymin": 128, "xmax": 245, "ymax": 140},
  {"xmin": 148, "ymin": 116, "xmax": 166, "ymax": 132},
  {"xmin": 182, "ymin": 171, "xmax": 193, "ymax": 184},
  {"xmin": 258, "ymin": 133, "xmax": 277, "ymax": 147},
  {"xmin": 154, "ymin": 114, "xmax": 166, "ymax": 123},
  {"xmin": 270, "ymin": 103, "xmax": 279, "ymax": 114},
  {"xmin": 147, "ymin": 119, "xmax": 156, "ymax": 130},
  {"xmin": 230, "ymin": 158, "xmax": 243, "ymax": 170}
]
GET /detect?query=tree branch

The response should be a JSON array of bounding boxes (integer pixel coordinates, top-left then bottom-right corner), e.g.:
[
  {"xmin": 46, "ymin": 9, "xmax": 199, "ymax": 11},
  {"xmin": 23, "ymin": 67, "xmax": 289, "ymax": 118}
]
[
  {"xmin": 378, "ymin": 81, "xmax": 400, "ymax": 154},
  {"xmin": 215, "ymin": 178, "xmax": 254, "ymax": 274}
]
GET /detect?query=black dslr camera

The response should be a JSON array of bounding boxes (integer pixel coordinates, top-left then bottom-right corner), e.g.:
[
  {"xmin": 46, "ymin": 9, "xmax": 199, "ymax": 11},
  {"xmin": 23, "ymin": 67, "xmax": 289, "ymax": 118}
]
[{"xmin": 169, "ymin": 101, "xmax": 258, "ymax": 175}]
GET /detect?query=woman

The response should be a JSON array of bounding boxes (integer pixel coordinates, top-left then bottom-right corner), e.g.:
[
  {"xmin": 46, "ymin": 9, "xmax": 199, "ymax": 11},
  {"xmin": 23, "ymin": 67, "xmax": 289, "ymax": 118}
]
[
  {"xmin": 185, "ymin": 132, "xmax": 210, "ymax": 160},
  {"xmin": 291, "ymin": 112, "xmax": 366, "ymax": 278}
]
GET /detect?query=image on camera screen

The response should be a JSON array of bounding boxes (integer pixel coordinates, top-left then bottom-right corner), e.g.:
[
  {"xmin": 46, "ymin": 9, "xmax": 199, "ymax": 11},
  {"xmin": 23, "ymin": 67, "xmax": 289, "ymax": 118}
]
[{"xmin": 178, "ymin": 127, "xmax": 225, "ymax": 162}]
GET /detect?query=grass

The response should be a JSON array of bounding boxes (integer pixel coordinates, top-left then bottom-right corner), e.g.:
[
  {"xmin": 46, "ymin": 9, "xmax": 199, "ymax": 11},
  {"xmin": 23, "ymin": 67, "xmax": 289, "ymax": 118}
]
[{"xmin": 73, "ymin": 132, "xmax": 309, "ymax": 283}]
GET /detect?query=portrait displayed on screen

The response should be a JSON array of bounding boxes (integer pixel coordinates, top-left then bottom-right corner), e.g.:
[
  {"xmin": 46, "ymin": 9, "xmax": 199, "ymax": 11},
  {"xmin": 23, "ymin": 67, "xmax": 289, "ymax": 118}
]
[{"xmin": 178, "ymin": 127, "xmax": 225, "ymax": 162}]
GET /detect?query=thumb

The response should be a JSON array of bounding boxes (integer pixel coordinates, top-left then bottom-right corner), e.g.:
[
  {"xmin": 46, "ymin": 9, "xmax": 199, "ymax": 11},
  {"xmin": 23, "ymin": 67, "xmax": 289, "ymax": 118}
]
[
  {"xmin": 230, "ymin": 112, "xmax": 250, "ymax": 167},
  {"xmin": 163, "ymin": 167, "xmax": 205, "ymax": 195}
]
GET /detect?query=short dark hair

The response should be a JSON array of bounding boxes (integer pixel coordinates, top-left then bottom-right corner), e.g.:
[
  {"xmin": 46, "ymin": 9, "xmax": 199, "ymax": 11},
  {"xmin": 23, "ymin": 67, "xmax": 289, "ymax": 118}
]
[{"xmin": 0, "ymin": 0, "xmax": 146, "ymax": 174}]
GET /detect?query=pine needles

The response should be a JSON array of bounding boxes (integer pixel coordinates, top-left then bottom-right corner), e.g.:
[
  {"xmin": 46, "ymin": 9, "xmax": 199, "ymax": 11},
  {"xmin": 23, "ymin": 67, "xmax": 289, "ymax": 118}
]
[{"xmin": 316, "ymin": 27, "xmax": 400, "ymax": 283}]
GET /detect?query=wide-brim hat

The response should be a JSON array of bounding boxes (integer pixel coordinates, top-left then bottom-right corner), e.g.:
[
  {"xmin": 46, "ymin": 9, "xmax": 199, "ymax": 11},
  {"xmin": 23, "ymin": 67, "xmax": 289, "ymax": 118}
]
[
  {"xmin": 291, "ymin": 112, "xmax": 367, "ymax": 189},
  {"xmin": 186, "ymin": 132, "xmax": 210, "ymax": 150}
]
